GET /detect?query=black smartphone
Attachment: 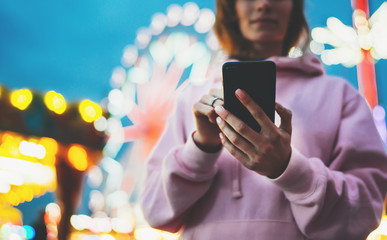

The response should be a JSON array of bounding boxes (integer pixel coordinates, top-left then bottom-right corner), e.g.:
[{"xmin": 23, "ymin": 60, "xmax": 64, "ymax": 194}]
[{"xmin": 222, "ymin": 60, "xmax": 276, "ymax": 133}]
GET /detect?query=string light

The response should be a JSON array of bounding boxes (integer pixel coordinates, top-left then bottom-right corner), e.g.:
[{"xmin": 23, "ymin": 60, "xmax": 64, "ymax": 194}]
[
  {"xmin": 135, "ymin": 28, "xmax": 152, "ymax": 50},
  {"xmin": 10, "ymin": 89, "xmax": 33, "ymax": 111},
  {"xmin": 44, "ymin": 91, "xmax": 67, "ymax": 114},
  {"xmin": 150, "ymin": 13, "xmax": 168, "ymax": 35},
  {"xmin": 121, "ymin": 45, "xmax": 138, "ymax": 68},
  {"xmin": 194, "ymin": 9, "xmax": 215, "ymax": 33},
  {"xmin": 181, "ymin": 2, "xmax": 200, "ymax": 26},
  {"xmin": 166, "ymin": 4, "xmax": 183, "ymax": 27},
  {"xmin": 110, "ymin": 67, "xmax": 127, "ymax": 88},
  {"xmin": 79, "ymin": 99, "xmax": 103, "ymax": 123}
]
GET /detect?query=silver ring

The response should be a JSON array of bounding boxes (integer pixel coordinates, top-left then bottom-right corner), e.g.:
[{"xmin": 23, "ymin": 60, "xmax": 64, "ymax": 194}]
[{"xmin": 210, "ymin": 97, "xmax": 222, "ymax": 107}]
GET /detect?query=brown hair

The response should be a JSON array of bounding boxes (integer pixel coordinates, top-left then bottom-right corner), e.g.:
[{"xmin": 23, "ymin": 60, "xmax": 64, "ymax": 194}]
[{"xmin": 214, "ymin": 0, "xmax": 310, "ymax": 60}]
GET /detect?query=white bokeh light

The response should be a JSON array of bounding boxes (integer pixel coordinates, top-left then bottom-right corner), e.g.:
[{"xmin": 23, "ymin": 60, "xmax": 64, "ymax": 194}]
[
  {"xmin": 150, "ymin": 13, "xmax": 168, "ymax": 35},
  {"xmin": 181, "ymin": 2, "xmax": 200, "ymax": 26},
  {"xmin": 166, "ymin": 4, "xmax": 183, "ymax": 27}
]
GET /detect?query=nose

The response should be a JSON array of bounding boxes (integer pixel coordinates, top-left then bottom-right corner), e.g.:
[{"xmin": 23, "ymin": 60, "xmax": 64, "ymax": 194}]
[{"xmin": 254, "ymin": 0, "xmax": 271, "ymax": 11}]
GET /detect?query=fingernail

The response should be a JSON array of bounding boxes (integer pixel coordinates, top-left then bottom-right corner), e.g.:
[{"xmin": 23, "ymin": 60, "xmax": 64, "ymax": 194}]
[
  {"xmin": 215, "ymin": 106, "xmax": 224, "ymax": 113},
  {"xmin": 219, "ymin": 132, "xmax": 224, "ymax": 140},
  {"xmin": 235, "ymin": 89, "xmax": 246, "ymax": 99},
  {"xmin": 216, "ymin": 117, "xmax": 222, "ymax": 124}
]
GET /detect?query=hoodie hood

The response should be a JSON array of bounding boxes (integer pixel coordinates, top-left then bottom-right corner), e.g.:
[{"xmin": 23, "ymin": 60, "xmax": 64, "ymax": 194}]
[
  {"xmin": 268, "ymin": 54, "xmax": 325, "ymax": 77},
  {"xmin": 213, "ymin": 54, "xmax": 325, "ymax": 84}
]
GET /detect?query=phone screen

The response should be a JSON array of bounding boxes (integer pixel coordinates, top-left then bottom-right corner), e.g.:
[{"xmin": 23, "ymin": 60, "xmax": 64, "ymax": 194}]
[{"xmin": 222, "ymin": 60, "xmax": 276, "ymax": 132}]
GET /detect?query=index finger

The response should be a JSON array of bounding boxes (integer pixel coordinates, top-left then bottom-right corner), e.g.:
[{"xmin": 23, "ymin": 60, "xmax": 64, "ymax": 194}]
[{"xmin": 235, "ymin": 89, "xmax": 276, "ymax": 134}]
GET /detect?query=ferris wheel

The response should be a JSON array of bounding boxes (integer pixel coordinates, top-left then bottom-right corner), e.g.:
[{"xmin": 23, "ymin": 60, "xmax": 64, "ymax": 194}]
[{"xmin": 105, "ymin": 2, "xmax": 225, "ymax": 161}]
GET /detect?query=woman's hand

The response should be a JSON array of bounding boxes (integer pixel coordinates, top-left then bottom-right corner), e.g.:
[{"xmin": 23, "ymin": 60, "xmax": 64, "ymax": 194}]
[
  {"xmin": 215, "ymin": 89, "xmax": 292, "ymax": 178},
  {"xmin": 192, "ymin": 88, "xmax": 224, "ymax": 153}
]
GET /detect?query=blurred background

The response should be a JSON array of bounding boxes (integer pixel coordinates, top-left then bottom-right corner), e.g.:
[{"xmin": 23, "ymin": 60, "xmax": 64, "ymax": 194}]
[{"xmin": 0, "ymin": 0, "xmax": 386, "ymax": 239}]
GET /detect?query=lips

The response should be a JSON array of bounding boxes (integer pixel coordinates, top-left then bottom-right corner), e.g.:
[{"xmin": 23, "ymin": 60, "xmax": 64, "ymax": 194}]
[{"xmin": 251, "ymin": 18, "xmax": 277, "ymax": 25}]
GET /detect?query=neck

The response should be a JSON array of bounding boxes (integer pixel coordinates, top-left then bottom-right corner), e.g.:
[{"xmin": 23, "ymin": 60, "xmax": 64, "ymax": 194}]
[
  {"xmin": 233, "ymin": 40, "xmax": 285, "ymax": 61},
  {"xmin": 250, "ymin": 41, "xmax": 284, "ymax": 60}
]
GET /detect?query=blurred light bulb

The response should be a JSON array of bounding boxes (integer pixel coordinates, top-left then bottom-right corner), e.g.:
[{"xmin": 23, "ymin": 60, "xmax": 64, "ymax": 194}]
[
  {"xmin": 68, "ymin": 145, "xmax": 88, "ymax": 171},
  {"xmin": 79, "ymin": 100, "xmax": 103, "ymax": 123},
  {"xmin": 151, "ymin": 13, "xmax": 167, "ymax": 35},
  {"xmin": 10, "ymin": 89, "xmax": 33, "ymax": 110},
  {"xmin": 194, "ymin": 9, "xmax": 215, "ymax": 33},
  {"xmin": 121, "ymin": 45, "xmax": 138, "ymax": 68},
  {"xmin": 135, "ymin": 28, "xmax": 152, "ymax": 49},
  {"xmin": 181, "ymin": 2, "xmax": 200, "ymax": 26},
  {"xmin": 44, "ymin": 91, "xmax": 67, "ymax": 114},
  {"xmin": 94, "ymin": 116, "xmax": 108, "ymax": 132},
  {"xmin": 19, "ymin": 140, "xmax": 46, "ymax": 159},
  {"xmin": 110, "ymin": 67, "xmax": 126, "ymax": 88},
  {"xmin": 167, "ymin": 4, "xmax": 183, "ymax": 27}
]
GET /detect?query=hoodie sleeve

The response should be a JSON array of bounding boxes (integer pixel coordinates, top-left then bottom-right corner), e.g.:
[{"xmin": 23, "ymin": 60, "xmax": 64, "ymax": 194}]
[
  {"xmin": 140, "ymin": 87, "xmax": 221, "ymax": 232},
  {"xmin": 271, "ymin": 92, "xmax": 387, "ymax": 239}
]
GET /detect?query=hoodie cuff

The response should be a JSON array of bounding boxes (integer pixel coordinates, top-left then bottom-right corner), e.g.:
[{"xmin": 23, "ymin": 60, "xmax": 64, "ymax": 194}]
[
  {"xmin": 268, "ymin": 147, "xmax": 320, "ymax": 201},
  {"xmin": 179, "ymin": 131, "xmax": 221, "ymax": 174}
]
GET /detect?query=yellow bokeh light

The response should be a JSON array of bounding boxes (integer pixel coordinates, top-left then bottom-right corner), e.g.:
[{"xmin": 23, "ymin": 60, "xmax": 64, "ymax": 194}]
[
  {"xmin": 0, "ymin": 86, "xmax": 2, "ymax": 99},
  {"xmin": 10, "ymin": 89, "xmax": 33, "ymax": 110},
  {"xmin": 44, "ymin": 91, "xmax": 67, "ymax": 114},
  {"xmin": 6, "ymin": 191, "xmax": 20, "ymax": 206},
  {"xmin": 0, "ymin": 206, "xmax": 23, "ymax": 225},
  {"xmin": 39, "ymin": 137, "xmax": 58, "ymax": 165},
  {"xmin": 68, "ymin": 145, "xmax": 88, "ymax": 171},
  {"xmin": 21, "ymin": 186, "xmax": 34, "ymax": 202},
  {"xmin": 39, "ymin": 137, "xmax": 58, "ymax": 157},
  {"xmin": 79, "ymin": 100, "xmax": 103, "ymax": 123},
  {"xmin": 0, "ymin": 131, "xmax": 58, "ymax": 206},
  {"xmin": 0, "ymin": 132, "xmax": 23, "ymax": 158}
]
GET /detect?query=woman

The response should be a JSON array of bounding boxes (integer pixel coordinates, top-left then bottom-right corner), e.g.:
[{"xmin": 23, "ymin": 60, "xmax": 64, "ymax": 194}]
[{"xmin": 141, "ymin": 0, "xmax": 387, "ymax": 239}]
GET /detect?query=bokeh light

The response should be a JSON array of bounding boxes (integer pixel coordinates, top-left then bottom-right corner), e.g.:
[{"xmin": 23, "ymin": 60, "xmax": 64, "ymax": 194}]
[
  {"xmin": 121, "ymin": 45, "xmax": 138, "ymax": 68},
  {"xmin": 194, "ymin": 9, "xmax": 215, "ymax": 33},
  {"xmin": 151, "ymin": 13, "xmax": 168, "ymax": 35},
  {"xmin": 94, "ymin": 116, "xmax": 108, "ymax": 132},
  {"xmin": 67, "ymin": 145, "xmax": 88, "ymax": 171},
  {"xmin": 19, "ymin": 140, "xmax": 46, "ymax": 159},
  {"xmin": 166, "ymin": 4, "xmax": 183, "ymax": 27},
  {"xmin": 23, "ymin": 225, "xmax": 35, "ymax": 240},
  {"xmin": 10, "ymin": 89, "xmax": 33, "ymax": 111},
  {"xmin": 44, "ymin": 91, "xmax": 67, "ymax": 114},
  {"xmin": 79, "ymin": 100, "xmax": 103, "ymax": 123},
  {"xmin": 135, "ymin": 28, "xmax": 152, "ymax": 50},
  {"xmin": 181, "ymin": 2, "xmax": 200, "ymax": 26},
  {"xmin": 311, "ymin": 3, "xmax": 387, "ymax": 67}
]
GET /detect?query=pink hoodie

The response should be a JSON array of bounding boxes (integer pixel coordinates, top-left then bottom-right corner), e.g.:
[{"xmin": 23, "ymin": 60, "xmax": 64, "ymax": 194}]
[{"xmin": 141, "ymin": 54, "xmax": 387, "ymax": 240}]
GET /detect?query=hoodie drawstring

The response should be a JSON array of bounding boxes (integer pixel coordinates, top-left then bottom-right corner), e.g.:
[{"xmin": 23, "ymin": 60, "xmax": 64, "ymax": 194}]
[{"xmin": 232, "ymin": 159, "xmax": 243, "ymax": 199}]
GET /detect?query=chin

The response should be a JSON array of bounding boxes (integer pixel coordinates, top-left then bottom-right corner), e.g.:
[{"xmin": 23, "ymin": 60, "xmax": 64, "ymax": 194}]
[{"xmin": 247, "ymin": 35, "xmax": 282, "ymax": 44}]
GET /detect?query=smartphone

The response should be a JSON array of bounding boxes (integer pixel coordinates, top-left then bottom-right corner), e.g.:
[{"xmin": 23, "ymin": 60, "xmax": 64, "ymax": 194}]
[{"xmin": 222, "ymin": 60, "xmax": 276, "ymax": 133}]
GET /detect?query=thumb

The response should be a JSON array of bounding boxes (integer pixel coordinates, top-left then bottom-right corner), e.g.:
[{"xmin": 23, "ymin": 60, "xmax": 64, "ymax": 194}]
[{"xmin": 275, "ymin": 103, "xmax": 292, "ymax": 135}]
